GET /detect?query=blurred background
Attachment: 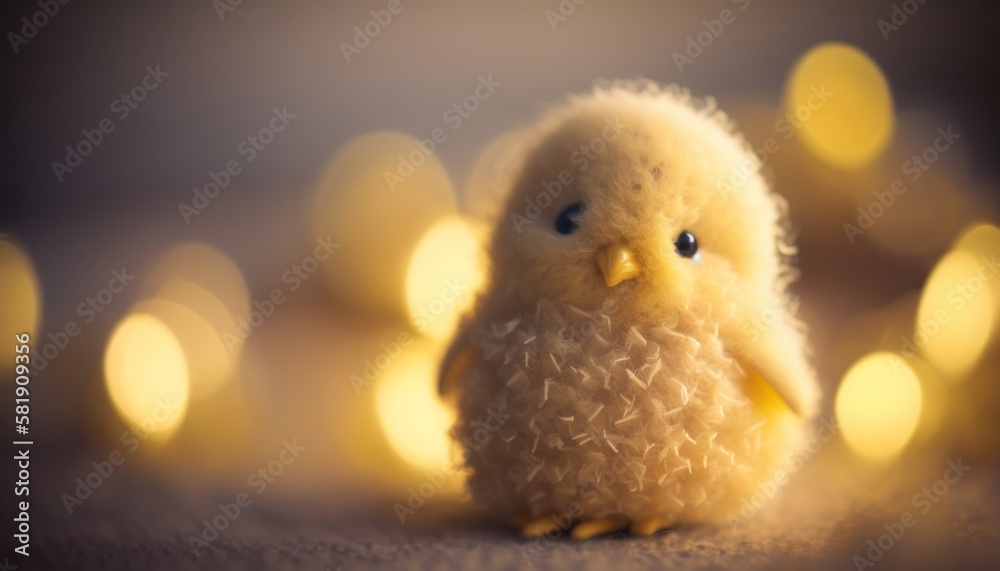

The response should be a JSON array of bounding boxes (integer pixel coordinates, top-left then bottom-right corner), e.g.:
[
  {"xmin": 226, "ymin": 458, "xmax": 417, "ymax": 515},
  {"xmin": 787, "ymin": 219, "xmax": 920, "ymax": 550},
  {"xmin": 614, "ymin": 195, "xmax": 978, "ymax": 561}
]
[{"xmin": 2, "ymin": 0, "xmax": 1000, "ymax": 569}]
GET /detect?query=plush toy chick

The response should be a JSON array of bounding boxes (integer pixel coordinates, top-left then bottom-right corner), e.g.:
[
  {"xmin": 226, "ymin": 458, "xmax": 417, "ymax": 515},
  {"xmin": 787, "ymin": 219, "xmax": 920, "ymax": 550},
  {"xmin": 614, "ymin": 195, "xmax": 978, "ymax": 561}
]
[{"xmin": 440, "ymin": 81, "xmax": 820, "ymax": 540}]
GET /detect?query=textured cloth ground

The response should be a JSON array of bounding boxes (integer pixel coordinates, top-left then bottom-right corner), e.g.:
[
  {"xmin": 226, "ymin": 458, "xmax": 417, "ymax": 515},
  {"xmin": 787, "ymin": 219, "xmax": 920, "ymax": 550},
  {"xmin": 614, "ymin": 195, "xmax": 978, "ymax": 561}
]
[{"xmin": 30, "ymin": 450, "xmax": 1000, "ymax": 570}]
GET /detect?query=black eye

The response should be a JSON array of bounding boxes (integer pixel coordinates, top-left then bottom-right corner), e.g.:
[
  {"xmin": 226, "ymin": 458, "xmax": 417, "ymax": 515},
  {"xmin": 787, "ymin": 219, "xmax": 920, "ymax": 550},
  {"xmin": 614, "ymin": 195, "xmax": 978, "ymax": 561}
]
[
  {"xmin": 555, "ymin": 203, "xmax": 585, "ymax": 235},
  {"xmin": 674, "ymin": 230, "xmax": 698, "ymax": 258}
]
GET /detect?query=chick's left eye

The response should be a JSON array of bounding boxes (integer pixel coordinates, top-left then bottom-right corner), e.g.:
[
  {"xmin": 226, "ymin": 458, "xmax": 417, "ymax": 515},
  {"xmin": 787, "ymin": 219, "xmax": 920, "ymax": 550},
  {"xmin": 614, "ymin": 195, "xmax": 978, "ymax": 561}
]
[
  {"xmin": 555, "ymin": 203, "xmax": 585, "ymax": 235},
  {"xmin": 675, "ymin": 230, "xmax": 698, "ymax": 258}
]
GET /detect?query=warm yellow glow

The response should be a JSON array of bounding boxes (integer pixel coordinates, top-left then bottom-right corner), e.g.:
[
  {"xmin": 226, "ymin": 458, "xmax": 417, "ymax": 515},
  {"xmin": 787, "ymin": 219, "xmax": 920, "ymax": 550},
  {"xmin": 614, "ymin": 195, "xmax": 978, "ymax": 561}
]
[
  {"xmin": 134, "ymin": 245, "xmax": 245, "ymax": 402},
  {"xmin": 836, "ymin": 352, "xmax": 923, "ymax": 462},
  {"xmin": 955, "ymin": 223, "xmax": 1000, "ymax": 256},
  {"xmin": 464, "ymin": 130, "xmax": 522, "ymax": 220},
  {"xmin": 155, "ymin": 279, "xmax": 239, "ymax": 337},
  {"xmin": 144, "ymin": 243, "xmax": 249, "ymax": 322},
  {"xmin": 953, "ymin": 223, "xmax": 1000, "ymax": 321},
  {"xmin": 132, "ymin": 297, "xmax": 233, "ymax": 400},
  {"xmin": 0, "ymin": 239, "xmax": 41, "ymax": 369},
  {"xmin": 786, "ymin": 43, "xmax": 893, "ymax": 170},
  {"xmin": 140, "ymin": 243, "xmax": 246, "ymax": 394},
  {"xmin": 907, "ymin": 356, "xmax": 947, "ymax": 446},
  {"xmin": 916, "ymin": 249, "xmax": 995, "ymax": 381},
  {"xmin": 312, "ymin": 131, "xmax": 458, "ymax": 316},
  {"xmin": 104, "ymin": 313, "xmax": 189, "ymax": 439},
  {"xmin": 374, "ymin": 343, "xmax": 456, "ymax": 471},
  {"xmin": 745, "ymin": 369, "xmax": 799, "ymax": 441},
  {"xmin": 405, "ymin": 217, "xmax": 486, "ymax": 340}
]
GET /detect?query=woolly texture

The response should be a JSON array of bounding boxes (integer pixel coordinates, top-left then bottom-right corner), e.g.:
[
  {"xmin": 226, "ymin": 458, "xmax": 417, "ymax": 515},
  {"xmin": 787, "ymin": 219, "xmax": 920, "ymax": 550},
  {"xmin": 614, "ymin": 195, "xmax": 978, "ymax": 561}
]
[{"xmin": 445, "ymin": 81, "xmax": 820, "ymax": 525}]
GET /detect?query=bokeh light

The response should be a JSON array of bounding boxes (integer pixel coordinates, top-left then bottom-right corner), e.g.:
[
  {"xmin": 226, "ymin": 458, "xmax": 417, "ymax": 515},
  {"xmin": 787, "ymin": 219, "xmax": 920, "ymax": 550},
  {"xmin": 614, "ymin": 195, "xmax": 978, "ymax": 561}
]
[
  {"xmin": 103, "ymin": 313, "xmax": 190, "ymax": 439},
  {"xmin": 463, "ymin": 130, "xmax": 522, "ymax": 221},
  {"xmin": 906, "ymin": 356, "xmax": 947, "ymax": 447},
  {"xmin": 0, "ymin": 238, "xmax": 41, "ymax": 370},
  {"xmin": 131, "ymin": 297, "xmax": 233, "ymax": 401},
  {"xmin": 374, "ymin": 341, "xmax": 456, "ymax": 472},
  {"xmin": 836, "ymin": 352, "xmax": 923, "ymax": 463},
  {"xmin": 785, "ymin": 43, "xmax": 894, "ymax": 170},
  {"xmin": 8, "ymin": 2, "xmax": 1000, "ymax": 567},
  {"xmin": 916, "ymin": 248, "xmax": 995, "ymax": 381},
  {"xmin": 135, "ymin": 243, "xmax": 248, "ymax": 401},
  {"xmin": 405, "ymin": 216, "xmax": 487, "ymax": 340},
  {"xmin": 312, "ymin": 131, "xmax": 458, "ymax": 317},
  {"xmin": 154, "ymin": 279, "xmax": 242, "ymax": 346},
  {"xmin": 143, "ymin": 242, "xmax": 250, "ymax": 322},
  {"xmin": 954, "ymin": 222, "xmax": 1000, "ymax": 255},
  {"xmin": 953, "ymin": 222, "xmax": 1000, "ymax": 320}
]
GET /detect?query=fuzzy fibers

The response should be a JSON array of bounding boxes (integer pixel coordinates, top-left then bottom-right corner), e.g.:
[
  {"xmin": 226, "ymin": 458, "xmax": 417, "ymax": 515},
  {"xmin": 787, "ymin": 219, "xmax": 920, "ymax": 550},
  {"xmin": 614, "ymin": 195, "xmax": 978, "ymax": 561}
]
[{"xmin": 445, "ymin": 80, "xmax": 820, "ymax": 525}]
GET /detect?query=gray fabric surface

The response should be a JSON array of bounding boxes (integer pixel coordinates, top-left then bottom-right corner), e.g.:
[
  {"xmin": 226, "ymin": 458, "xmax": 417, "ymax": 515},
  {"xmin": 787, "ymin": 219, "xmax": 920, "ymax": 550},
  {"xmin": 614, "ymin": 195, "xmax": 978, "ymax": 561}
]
[{"xmin": 28, "ymin": 449, "xmax": 1000, "ymax": 570}]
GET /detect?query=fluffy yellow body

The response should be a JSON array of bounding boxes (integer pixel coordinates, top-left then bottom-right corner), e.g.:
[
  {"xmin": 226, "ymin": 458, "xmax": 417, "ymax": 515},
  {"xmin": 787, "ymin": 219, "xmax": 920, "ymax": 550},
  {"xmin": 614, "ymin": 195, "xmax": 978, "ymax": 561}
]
[{"xmin": 443, "ymin": 81, "xmax": 819, "ymax": 534}]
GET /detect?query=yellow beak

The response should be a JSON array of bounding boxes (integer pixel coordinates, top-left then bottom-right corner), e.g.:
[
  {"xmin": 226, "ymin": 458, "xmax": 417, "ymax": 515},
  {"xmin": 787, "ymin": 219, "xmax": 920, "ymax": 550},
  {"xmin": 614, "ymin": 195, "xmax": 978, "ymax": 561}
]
[{"xmin": 593, "ymin": 245, "xmax": 640, "ymax": 287}]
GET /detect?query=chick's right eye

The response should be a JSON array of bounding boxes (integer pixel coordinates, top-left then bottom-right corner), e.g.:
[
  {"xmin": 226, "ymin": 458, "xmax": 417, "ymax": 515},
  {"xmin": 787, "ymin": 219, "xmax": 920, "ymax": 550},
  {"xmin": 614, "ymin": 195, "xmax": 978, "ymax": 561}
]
[
  {"xmin": 555, "ymin": 203, "xmax": 585, "ymax": 235},
  {"xmin": 674, "ymin": 230, "xmax": 698, "ymax": 258}
]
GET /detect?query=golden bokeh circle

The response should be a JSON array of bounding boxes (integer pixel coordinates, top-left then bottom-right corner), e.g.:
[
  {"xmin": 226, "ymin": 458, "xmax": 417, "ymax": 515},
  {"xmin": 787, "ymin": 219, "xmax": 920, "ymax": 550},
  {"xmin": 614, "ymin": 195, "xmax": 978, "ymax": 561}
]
[
  {"xmin": 836, "ymin": 352, "xmax": 923, "ymax": 463},
  {"xmin": 785, "ymin": 43, "xmax": 894, "ymax": 170}
]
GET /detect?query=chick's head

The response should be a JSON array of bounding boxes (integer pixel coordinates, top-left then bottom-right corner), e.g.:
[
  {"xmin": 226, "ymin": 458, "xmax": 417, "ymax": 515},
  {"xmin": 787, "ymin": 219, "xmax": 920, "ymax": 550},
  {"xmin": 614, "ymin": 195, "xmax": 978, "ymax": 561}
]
[{"xmin": 489, "ymin": 83, "xmax": 786, "ymax": 323}]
